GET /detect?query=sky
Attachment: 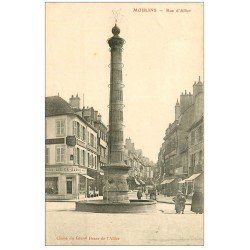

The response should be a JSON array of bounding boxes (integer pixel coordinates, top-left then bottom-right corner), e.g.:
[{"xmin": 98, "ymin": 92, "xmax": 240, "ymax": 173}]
[{"xmin": 46, "ymin": 3, "xmax": 203, "ymax": 162}]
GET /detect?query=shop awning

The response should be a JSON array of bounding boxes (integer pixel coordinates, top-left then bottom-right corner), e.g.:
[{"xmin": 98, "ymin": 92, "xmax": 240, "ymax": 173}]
[
  {"xmin": 178, "ymin": 180, "xmax": 185, "ymax": 184},
  {"xmin": 134, "ymin": 178, "xmax": 140, "ymax": 185},
  {"xmin": 161, "ymin": 179, "xmax": 175, "ymax": 185},
  {"xmin": 184, "ymin": 173, "xmax": 201, "ymax": 182},
  {"xmin": 80, "ymin": 174, "xmax": 94, "ymax": 180}
]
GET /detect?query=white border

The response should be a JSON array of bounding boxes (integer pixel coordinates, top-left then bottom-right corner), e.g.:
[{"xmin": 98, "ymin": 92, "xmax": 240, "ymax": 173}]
[{"xmin": 1, "ymin": 0, "xmax": 250, "ymax": 250}]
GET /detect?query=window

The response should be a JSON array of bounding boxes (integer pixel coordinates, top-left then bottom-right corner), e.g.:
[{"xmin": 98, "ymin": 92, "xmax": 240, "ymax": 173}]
[
  {"xmin": 77, "ymin": 148, "xmax": 80, "ymax": 164},
  {"xmin": 73, "ymin": 148, "xmax": 76, "ymax": 164},
  {"xmin": 45, "ymin": 148, "xmax": 49, "ymax": 164},
  {"xmin": 79, "ymin": 149, "xmax": 83, "ymax": 165},
  {"xmin": 120, "ymin": 111, "xmax": 123, "ymax": 121},
  {"xmin": 90, "ymin": 134, "xmax": 94, "ymax": 147},
  {"xmin": 79, "ymin": 125, "xmax": 83, "ymax": 140},
  {"xmin": 89, "ymin": 154, "xmax": 92, "ymax": 167},
  {"xmin": 191, "ymin": 131, "xmax": 195, "ymax": 145},
  {"xmin": 170, "ymin": 158, "xmax": 173, "ymax": 165},
  {"xmin": 56, "ymin": 146, "xmax": 65, "ymax": 163},
  {"xmin": 56, "ymin": 120, "xmax": 65, "ymax": 136},
  {"xmin": 82, "ymin": 150, "xmax": 85, "ymax": 166},
  {"xmin": 45, "ymin": 177, "xmax": 58, "ymax": 194},
  {"xmin": 83, "ymin": 126, "xmax": 86, "ymax": 140},
  {"xmin": 198, "ymin": 125, "xmax": 203, "ymax": 142},
  {"xmin": 77, "ymin": 122, "xmax": 80, "ymax": 138},
  {"xmin": 199, "ymin": 150, "xmax": 203, "ymax": 164},
  {"xmin": 73, "ymin": 121, "xmax": 77, "ymax": 136}
]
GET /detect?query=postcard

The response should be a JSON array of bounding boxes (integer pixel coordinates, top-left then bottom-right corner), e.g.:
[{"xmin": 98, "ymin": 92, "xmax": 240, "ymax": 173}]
[{"xmin": 45, "ymin": 2, "xmax": 204, "ymax": 245}]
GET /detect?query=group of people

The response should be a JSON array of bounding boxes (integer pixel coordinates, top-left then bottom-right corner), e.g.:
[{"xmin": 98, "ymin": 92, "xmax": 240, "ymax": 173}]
[
  {"xmin": 173, "ymin": 189, "xmax": 204, "ymax": 214},
  {"xmin": 137, "ymin": 187, "xmax": 157, "ymax": 200},
  {"xmin": 136, "ymin": 187, "xmax": 204, "ymax": 214}
]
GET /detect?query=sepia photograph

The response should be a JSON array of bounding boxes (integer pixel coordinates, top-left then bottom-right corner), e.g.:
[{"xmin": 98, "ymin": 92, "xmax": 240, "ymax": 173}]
[
  {"xmin": 45, "ymin": 2, "xmax": 204, "ymax": 245},
  {"xmin": 3, "ymin": 0, "xmax": 250, "ymax": 249}
]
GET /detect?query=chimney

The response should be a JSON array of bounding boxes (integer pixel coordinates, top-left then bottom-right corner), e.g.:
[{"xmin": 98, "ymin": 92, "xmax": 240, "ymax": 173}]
[
  {"xmin": 69, "ymin": 94, "xmax": 80, "ymax": 109},
  {"xmin": 175, "ymin": 99, "xmax": 180, "ymax": 121},
  {"xmin": 193, "ymin": 76, "xmax": 204, "ymax": 96},
  {"xmin": 94, "ymin": 111, "xmax": 98, "ymax": 121},
  {"xmin": 97, "ymin": 114, "xmax": 102, "ymax": 121},
  {"xmin": 180, "ymin": 91, "xmax": 193, "ymax": 113},
  {"xmin": 83, "ymin": 107, "xmax": 91, "ymax": 122}
]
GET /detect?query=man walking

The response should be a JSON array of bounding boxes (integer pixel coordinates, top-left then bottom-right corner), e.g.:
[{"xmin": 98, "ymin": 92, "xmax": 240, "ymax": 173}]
[{"xmin": 173, "ymin": 190, "xmax": 186, "ymax": 214}]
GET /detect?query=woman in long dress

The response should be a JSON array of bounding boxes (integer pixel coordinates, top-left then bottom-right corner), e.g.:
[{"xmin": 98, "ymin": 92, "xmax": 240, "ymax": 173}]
[{"xmin": 191, "ymin": 190, "xmax": 204, "ymax": 214}]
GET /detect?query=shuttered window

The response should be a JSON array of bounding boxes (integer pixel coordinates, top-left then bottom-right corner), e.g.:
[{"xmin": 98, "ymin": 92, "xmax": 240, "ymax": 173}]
[
  {"xmin": 56, "ymin": 119, "xmax": 65, "ymax": 136},
  {"xmin": 56, "ymin": 146, "xmax": 65, "ymax": 163}
]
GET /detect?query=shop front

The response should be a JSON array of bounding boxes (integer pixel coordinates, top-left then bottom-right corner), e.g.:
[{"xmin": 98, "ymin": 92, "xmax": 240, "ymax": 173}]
[
  {"xmin": 45, "ymin": 166, "xmax": 93, "ymax": 200},
  {"xmin": 178, "ymin": 172, "xmax": 203, "ymax": 197},
  {"xmin": 161, "ymin": 179, "xmax": 175, "ymax": 196}
]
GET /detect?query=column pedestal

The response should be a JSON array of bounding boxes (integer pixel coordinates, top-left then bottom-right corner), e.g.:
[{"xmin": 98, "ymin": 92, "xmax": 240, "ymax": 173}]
[{"xmin": 101, "ymin": 164, "xmax": 131, "ymax": 203}]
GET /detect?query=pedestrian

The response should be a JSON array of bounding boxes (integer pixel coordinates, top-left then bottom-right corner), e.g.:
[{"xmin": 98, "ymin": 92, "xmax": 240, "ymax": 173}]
[
  {"xmin": 137, "ymin": 189, "xmax": 142, "ymax": 200},
  {"xmin": 191, "ymin": 189, "xmax": 204, "ymax": 214},
  {"xmin": 182, "ymin": 185, "xmax": 186, "ymax": 197},
  {"xmin": 173, "ymin": 190, "xmax": 186, "ymax": 214},
  {"xmin": 145, "ymin": 188, "xmax": 149, "ymax": 199}
]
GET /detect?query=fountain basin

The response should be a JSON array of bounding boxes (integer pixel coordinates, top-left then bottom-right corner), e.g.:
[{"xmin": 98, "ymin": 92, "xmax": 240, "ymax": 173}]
[{"xmin": 75, "ymin": 199, "xmax": 157, "ymax": 213}]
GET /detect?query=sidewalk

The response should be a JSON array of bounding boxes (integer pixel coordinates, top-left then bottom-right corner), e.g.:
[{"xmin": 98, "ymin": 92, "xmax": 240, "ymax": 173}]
[{"xmin": 156, "ymin": 194, "xmax": 192, "ymax": 205}]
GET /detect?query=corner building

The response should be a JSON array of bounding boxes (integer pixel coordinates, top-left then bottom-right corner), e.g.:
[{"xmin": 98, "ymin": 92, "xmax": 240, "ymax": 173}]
[{"xmin": 45, "ymin": 96, "xmax": 99, "ymax": 200}]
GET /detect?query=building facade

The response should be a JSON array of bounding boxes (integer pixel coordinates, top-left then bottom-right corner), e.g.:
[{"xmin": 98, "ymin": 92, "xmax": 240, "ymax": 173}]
[
  {"xmin": 124, "ymin": 138, "xmax": 155, "ymax": 190},
  {"xmin": 82, "ymin": 106, "xmax": 108, "ymax": 196},
  {"xmin": 157, "ymin": 77, "xmax": 204, "ymax": 196},
  {"xmin": 45, "ymin": 95, "xmax": 108, "ymax": 200}
]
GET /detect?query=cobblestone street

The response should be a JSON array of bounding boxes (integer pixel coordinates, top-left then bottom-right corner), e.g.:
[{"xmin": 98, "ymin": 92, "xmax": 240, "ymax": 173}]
[{"xmin": 46, "ymin": 201, "xmax": 203, "ymax": 245}]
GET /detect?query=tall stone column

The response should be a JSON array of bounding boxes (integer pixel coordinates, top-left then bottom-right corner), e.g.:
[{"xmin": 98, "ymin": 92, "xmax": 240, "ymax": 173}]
[{"xmin": 101, "ymin": 24, "xmax": 131, "ymax": 203}]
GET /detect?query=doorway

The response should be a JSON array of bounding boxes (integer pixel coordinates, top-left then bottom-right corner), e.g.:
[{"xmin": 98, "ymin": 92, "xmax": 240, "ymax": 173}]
[{"xmin": 66, "ymin": 177, "xmax": 73, "ymax": 194}]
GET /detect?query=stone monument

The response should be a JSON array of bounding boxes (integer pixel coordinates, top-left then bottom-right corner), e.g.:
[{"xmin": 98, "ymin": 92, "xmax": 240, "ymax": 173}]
[
  {"xmin": 101, "ymin": 23, "xmax": 131, "ymax": 203},
  {"xmin": 76, "ymin": 24, "xmax": 156, "ymax": 213}
]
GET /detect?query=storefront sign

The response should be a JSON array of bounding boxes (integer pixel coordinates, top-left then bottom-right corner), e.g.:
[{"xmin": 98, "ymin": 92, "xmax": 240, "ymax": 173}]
[
  {"xmin": 66, "ymin": 136, "xmax": 76, "ymax": 146},
  {"xmin": 46, "ymin": 166, "xmax": 87, "ymax": 175},
  {"xmin": 46, "ymin": 138, "xmax": 65, "ymax": 144}
]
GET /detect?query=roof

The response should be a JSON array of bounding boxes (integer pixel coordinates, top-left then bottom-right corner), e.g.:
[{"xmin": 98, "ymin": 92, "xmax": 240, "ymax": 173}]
[
  {"xmin": 45, "ymin": 96, "xmax": 98, "ymax": 133},
  {"xmin": 45, "ymin": 96, "xmax": 74, "ymax": 117}
]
